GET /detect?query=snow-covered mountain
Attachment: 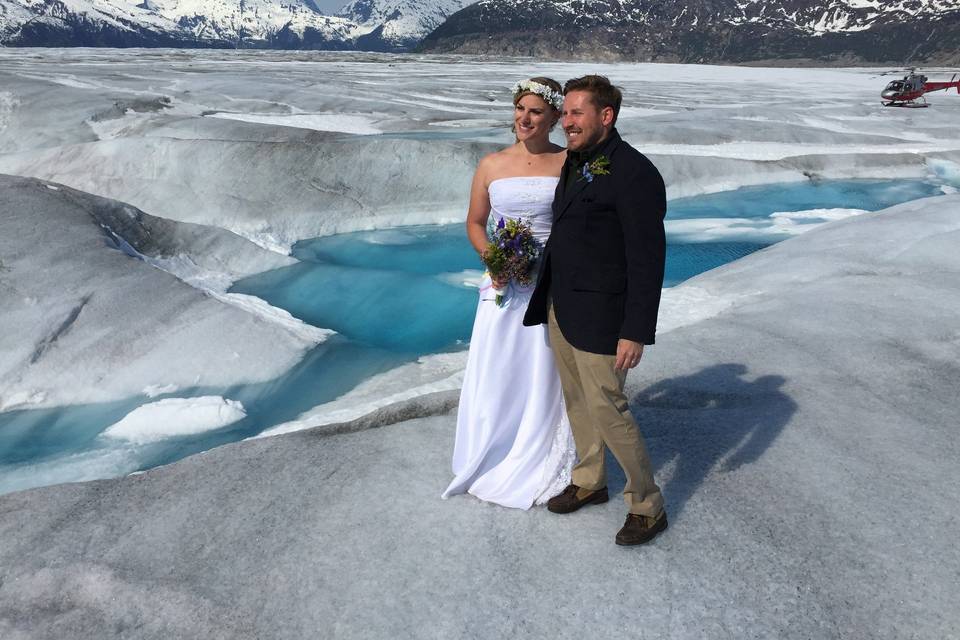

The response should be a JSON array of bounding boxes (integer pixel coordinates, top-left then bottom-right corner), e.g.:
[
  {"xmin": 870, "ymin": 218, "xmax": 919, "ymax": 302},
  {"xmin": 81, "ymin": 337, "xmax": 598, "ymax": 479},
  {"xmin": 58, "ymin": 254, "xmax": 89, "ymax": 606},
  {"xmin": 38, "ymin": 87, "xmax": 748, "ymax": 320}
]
[
  {"xmin": 138, "ymin": 0, "xmax": 358, "ymax": 47},
  {"xmin": 419, "ymin": 0, "xmax": 960, "ymax": 64},
  {"xmin": 337, "ymin": 0, "xmax": 473, "ymax": 51},
  {"xmin": 2, "ymin": 0, "xmax": 956, "ymax": 61},
  {"xmin": 0, "ymin": 0, "xmax": 473, "ymax": 49}
]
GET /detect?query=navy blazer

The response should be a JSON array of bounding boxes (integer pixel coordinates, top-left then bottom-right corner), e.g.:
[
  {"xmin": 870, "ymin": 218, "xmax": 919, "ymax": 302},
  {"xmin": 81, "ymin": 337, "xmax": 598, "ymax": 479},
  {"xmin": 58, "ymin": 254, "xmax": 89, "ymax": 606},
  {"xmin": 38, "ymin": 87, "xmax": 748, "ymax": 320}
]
[{"xmin": 522, "ymin": 129, "xmax": 667, "ymax": 355}]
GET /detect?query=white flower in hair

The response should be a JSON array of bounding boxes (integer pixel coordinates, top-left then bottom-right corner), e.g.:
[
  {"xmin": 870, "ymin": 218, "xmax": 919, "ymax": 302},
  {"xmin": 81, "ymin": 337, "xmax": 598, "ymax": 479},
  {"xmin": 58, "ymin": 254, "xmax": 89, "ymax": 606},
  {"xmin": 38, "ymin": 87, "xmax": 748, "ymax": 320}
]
[{"xmin": 511, "ymin": 79, "xmax": 564, "ymax": 110}]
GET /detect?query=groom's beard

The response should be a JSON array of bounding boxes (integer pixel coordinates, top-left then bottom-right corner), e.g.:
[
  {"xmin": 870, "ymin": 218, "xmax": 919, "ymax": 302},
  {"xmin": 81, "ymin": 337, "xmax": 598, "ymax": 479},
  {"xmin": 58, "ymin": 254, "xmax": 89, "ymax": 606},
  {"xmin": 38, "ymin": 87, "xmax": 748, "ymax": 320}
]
[{"xmin": 564, "ymin": 126, "xmax": 604, "ymax": 152}]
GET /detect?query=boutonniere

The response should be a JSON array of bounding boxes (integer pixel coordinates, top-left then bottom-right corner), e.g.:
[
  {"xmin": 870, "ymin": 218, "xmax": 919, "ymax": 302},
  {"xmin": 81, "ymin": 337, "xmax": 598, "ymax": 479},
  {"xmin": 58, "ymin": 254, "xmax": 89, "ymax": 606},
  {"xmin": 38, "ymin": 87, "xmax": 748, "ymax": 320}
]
[{"xmin": 579, "ymin": 155, "xmax": 611, "ymax": 183}]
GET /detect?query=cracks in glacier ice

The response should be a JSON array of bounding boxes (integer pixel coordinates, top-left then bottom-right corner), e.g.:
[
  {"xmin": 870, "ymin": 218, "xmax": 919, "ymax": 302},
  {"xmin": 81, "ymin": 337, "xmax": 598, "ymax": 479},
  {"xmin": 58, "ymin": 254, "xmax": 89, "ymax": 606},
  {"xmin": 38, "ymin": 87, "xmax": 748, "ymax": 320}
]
[
  {"xmin": 307, "ymin": 178, "xmax": 367, "ymax": 211},
  {"xmin": 89, "ymin": 97, "xmax": 173, "ymax": 123},
  {"xmin": 30, "ymin": 294, "xmax": 92, "ymax": 365}
]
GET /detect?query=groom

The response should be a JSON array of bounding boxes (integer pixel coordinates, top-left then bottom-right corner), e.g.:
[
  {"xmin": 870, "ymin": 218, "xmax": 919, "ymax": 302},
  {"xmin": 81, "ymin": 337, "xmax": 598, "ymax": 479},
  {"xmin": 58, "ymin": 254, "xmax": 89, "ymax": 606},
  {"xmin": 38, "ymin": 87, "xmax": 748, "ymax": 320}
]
[{"xmin": 523, "ymin": 75, "xmax": 668, "ymax": 546}]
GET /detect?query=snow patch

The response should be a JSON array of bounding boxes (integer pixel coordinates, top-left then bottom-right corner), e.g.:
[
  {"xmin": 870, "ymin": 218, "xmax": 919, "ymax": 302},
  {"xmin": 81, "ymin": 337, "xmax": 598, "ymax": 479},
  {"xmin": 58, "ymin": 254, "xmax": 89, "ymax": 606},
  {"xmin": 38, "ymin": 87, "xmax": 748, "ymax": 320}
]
[
  {"xmin": 0, "ymin": 91, "xmax": 18, "ymax": 133},
  {"xmin": 428, "ymin": 119, "xmax": 504, "ymax": 128},
  {"xmin": 137, "ymin": 253, "xmax": 333, "ymax": 345},
  {"xmin": 212, "ymin": 293, "xmax": 336, "ymax": 345},
  {"xmin": 658, "ymin": 285, "xmax": 745, "ymax": 334},
  {"xmin": 436, "ymin": 269, "xmax": 484, "ymax": 288},
  {"xmin": 102, "ymin": 396, "xmax": 247, "ymax": 444},
  {"xmin": 643, "ymin": 141, "xmax": 960, "ymax": 161},
  {"xmin": 254, "ymin": 351, "xmax": 466, "ymax": 439},
  {"xmin": 358, "ymin": 229, "xmax": 421, "ymax": 245},
  {"xmin": 769, "ymin": 207, "xmax": 867, "ymax": 222},
  {"xmin": 143, "ymin": 384, "xmax": 179, "ymax": 398},
  {"xmin": 928, "ymin": 159, "xmax": 960, "ymax": 188},
  {"xmin": 206, "ymin": 112, "xmax": 382, "ymax": 135},
  {"xmin": 235, "ymin": 228, "xmax": 294, "ymax": 256},
  {"xmin": 0, "ymin": 447, "xmax": 142, "ymax": 496},
  {"xmin": 666, "ymin": 217, "xmax": 801, "ymax": 242},
  {"xmin": 0, "ymin": 390, "xmax": 48, "ymax": 412},
  {"xmin": 666, "ymin": 208, "xmax": 869, "ymax": 242},
  {"xmin": 145, "ymin": 253, "xmax": 235, "ymax": 293},
  {"xmin": 12, "ymin": 72, "xmax": 101, "ymax": 90}
]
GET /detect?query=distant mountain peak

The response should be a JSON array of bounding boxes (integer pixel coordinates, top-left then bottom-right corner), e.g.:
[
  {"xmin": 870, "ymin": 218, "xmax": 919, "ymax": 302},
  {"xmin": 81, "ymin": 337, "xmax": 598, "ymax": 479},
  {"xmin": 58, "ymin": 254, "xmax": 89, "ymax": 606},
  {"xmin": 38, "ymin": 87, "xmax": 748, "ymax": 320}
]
[
  {"xmin": 337, "ymin": 0, "xmax": 474, "ymax": 50},
  {"xmin": 0, "ymin": 0, "xmax": 476, "ymax": 50}
]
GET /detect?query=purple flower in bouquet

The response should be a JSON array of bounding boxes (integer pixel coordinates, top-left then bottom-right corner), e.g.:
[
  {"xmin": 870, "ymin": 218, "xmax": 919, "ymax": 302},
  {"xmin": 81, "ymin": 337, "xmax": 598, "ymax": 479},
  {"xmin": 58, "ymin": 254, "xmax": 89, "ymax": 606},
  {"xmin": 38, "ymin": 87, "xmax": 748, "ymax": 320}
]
[{"xmin": 481, "ymin": 216, "xmax": 542, "ymax": 307}]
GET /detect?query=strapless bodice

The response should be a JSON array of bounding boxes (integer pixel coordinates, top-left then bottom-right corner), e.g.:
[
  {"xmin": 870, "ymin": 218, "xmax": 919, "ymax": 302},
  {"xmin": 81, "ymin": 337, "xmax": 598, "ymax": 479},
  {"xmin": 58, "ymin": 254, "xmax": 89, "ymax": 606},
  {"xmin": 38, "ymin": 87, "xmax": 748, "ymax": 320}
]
[{"xmin": 487, "ymin": 176, "xmax": 559, "ymax": 243}]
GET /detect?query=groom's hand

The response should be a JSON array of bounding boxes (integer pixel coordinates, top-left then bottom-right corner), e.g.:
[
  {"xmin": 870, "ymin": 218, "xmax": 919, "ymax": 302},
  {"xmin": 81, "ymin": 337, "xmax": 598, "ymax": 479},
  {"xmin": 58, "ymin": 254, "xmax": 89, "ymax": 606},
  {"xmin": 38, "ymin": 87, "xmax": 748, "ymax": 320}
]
[{"xmin": 615, "ymin": 339, "xmax": 644, "ymax": 371}]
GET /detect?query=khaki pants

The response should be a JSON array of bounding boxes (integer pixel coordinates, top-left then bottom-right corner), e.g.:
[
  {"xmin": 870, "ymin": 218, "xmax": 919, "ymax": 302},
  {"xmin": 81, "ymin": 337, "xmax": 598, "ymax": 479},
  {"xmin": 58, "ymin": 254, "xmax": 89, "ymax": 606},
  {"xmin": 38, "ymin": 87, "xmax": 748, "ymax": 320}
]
[{"xmin": 548, "ymin": 303, "xmax": 663, "ymax": 517}]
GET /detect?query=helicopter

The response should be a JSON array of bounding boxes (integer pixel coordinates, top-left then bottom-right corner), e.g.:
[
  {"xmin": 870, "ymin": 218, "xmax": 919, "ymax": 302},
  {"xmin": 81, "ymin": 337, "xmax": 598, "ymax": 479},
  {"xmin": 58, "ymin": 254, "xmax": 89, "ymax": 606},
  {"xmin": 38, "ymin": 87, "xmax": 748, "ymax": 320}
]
[{"xmin": 881, "ymin": 70, "xmax": 960, "ymax": 107}]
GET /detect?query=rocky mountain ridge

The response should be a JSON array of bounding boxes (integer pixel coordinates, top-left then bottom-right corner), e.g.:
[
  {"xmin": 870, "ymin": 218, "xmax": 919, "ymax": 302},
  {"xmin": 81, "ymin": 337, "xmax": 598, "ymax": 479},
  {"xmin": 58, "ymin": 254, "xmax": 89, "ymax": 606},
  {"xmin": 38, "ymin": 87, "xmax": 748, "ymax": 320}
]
[
  {"xmin": 1, "ymin": 0, "xmax": 957, "ymax": 62},
  {"xmin": 419, "ymin": 0, "xmax": 960, "ymax": 64}
]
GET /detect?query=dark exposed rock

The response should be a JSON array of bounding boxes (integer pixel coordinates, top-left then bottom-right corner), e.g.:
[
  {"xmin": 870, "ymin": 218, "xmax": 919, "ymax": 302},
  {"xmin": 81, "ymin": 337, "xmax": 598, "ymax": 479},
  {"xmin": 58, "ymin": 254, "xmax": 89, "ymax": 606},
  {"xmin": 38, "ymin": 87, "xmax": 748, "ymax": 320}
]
[{"xmin": 418, "ymin": 0, "xmax": 960, "ymax": 65}]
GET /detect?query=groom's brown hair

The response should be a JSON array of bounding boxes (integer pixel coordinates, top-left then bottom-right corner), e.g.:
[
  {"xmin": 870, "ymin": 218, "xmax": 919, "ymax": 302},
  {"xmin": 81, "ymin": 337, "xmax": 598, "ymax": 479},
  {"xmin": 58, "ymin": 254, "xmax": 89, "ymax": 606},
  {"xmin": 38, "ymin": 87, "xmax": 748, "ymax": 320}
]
[{"xmin": 563, "ymin": 75, "xmax": 622, "ymax": 125}]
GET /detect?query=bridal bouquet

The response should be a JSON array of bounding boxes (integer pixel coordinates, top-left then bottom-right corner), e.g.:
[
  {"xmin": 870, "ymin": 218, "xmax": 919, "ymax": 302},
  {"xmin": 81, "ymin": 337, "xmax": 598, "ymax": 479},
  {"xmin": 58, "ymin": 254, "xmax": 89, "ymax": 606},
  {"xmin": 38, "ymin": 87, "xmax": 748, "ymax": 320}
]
[{"xmin": 482, "ymin": 217, "xmax": 543, "ymax": 307}]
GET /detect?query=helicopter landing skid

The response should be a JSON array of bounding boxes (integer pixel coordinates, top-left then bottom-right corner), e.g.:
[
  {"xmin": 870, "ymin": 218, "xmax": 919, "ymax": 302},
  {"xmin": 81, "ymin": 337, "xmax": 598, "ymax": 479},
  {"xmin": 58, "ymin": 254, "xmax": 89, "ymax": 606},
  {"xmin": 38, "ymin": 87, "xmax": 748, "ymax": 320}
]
[{"xmin": 883, "ymin": 96, "xmax": 929, "ymax": 108}]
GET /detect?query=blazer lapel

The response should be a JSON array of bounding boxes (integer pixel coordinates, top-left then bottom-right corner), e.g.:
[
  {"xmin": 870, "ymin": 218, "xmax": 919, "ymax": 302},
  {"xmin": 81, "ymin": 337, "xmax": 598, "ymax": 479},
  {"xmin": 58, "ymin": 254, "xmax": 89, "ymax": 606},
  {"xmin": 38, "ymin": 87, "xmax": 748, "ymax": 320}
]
[
  {"xmin": 555, "ymin": 172, "xmax": 590, "ymax": 221},
  {"xmin": 552, "ymin": 162, "xmax": 568, "ymax": 220}
]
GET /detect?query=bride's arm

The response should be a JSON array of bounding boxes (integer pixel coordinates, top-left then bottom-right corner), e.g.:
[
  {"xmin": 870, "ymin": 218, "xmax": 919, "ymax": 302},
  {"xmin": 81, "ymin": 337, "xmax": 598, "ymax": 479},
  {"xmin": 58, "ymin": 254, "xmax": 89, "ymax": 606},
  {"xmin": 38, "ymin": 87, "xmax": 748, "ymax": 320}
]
[{"xmin": 465, "ymin": 156, "xmax": 493, "ymax": 256}]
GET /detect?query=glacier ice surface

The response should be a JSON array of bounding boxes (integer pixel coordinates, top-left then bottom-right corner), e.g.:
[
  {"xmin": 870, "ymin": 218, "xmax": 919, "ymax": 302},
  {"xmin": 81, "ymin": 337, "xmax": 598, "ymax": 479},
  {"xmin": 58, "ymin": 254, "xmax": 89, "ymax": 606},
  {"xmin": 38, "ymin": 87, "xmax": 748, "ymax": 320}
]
[
  {"xmin": 2, "ymin": 189, "xmax": 959, "ymax": 635},
  {"xmin": 0, "ymin": 51, "xmax": 959, "ymax": 637}
]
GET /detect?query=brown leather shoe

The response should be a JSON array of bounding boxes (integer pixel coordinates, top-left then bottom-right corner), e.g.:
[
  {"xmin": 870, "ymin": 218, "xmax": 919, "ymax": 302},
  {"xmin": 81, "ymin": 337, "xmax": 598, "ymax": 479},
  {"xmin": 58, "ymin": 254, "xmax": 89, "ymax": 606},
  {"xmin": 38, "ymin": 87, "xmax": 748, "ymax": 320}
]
[
  {"xmin": 546, "ymin": 484, "xmax": 609, "ymax": 514},
  {"xmin": 615, "ymin": 511, "xmax": 668, "ymax": 546}
]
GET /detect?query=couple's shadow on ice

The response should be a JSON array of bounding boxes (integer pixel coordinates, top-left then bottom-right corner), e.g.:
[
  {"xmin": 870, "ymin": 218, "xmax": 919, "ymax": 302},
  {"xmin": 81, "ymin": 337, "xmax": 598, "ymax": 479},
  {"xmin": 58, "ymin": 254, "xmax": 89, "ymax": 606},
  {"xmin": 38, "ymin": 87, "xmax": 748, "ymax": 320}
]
[{"xmin": 607, "ymin": 363, "xmax": 796, "ymax": 520}]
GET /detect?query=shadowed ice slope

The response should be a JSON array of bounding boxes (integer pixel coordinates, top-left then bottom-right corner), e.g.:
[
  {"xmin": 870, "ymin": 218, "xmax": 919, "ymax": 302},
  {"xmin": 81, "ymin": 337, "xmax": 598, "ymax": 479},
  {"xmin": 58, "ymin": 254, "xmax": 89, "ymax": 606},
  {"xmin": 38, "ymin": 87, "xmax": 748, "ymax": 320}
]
[
  {"xmin": 1, "ymin": 195, "xmax": 957, "ymax": 638},
  {"xmin": 0, "ymin": 175, "xmax": 315, "ymax": 410}
]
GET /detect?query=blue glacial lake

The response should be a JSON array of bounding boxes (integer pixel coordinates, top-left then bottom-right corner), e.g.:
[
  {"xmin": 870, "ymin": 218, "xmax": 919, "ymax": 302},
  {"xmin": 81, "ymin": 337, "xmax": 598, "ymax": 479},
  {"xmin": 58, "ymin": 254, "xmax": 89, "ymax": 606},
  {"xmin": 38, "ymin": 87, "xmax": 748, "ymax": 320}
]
[
  {"xmin": 232, "ymin": 178, "xmax": 944, "ymax": 353},
  {"xmin": 0, "ymin": 178, "xmax": 946, "ymax": 494}
]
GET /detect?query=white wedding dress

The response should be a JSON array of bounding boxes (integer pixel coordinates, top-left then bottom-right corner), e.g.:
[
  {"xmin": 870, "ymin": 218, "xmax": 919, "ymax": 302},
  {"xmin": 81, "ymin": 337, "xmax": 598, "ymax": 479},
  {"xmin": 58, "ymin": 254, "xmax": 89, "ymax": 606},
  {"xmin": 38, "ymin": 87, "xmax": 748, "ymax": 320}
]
[{"xmin": 442, "ymin": 176, "xmax": 576, "ymax": 509}]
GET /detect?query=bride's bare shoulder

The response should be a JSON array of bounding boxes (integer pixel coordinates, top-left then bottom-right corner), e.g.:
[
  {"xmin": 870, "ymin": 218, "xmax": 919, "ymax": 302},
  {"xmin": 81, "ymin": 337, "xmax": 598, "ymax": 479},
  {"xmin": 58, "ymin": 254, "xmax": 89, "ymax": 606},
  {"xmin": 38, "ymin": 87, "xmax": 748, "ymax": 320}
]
[
  {"xmin": 475, "ymin": 146, "xmax": 517, "ymax": 179},
  {"xmin": 486, "ymin": 144, "xmax": 522, "ymax": 164}
]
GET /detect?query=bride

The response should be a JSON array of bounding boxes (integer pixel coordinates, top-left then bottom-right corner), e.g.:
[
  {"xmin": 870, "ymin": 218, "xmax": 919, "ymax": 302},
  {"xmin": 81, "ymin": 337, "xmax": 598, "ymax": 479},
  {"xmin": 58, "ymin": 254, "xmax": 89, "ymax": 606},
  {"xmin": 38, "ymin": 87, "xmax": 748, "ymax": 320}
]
[{"xmin": 442, "ymin": 77, "xmax": 576, "ymax": 509}]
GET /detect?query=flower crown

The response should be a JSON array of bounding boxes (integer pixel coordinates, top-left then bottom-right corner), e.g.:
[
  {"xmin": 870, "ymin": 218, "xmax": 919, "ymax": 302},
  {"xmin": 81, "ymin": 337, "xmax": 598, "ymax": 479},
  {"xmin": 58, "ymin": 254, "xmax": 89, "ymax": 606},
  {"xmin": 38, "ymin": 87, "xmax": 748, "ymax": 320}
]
[{"xmin": 511, "ymin": 79, "xmax": 564, "ymax": 110}]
